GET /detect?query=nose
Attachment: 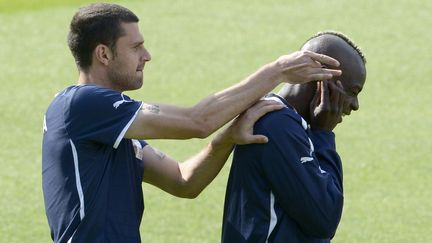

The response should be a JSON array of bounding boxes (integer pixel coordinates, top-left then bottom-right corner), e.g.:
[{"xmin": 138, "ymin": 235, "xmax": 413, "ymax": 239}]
[
  {"xmin": 142, "ymin": 48, "xmax": 151, "ymax": 62},
  {"xmin": 350, "ymin": 97, "xmax": 359, "ymax": 111}
]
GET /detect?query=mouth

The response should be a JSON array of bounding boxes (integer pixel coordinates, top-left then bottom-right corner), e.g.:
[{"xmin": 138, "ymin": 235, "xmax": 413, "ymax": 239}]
[{"xmin": 342, "ymin": 110, "xmax": 351, "ymax": 116}]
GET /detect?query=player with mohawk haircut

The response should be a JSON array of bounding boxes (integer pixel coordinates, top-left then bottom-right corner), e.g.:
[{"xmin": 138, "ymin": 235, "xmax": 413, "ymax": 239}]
[{"xmin": 221, "ymin": 31, "xmax": 367, "ymax": 243}]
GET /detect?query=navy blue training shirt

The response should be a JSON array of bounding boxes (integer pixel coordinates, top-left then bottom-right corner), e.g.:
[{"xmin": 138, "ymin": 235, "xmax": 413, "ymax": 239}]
[
  {"xmin": 42, "ymin": 84, "xmax": 146, "ymax": 243},
  {"xmin": 222, "ymin": 94, "xmax": 344, "ymax": 243}
]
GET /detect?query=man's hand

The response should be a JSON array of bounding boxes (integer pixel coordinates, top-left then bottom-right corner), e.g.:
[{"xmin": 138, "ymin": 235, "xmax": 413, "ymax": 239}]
[
  {"xmin": 310, "ymin": 80, "xmax": 347, "ymax": 131},
  {"xmin": 272, "ymin": 51, "xmax": 342, "ymax": 84},
  {"xmin": 214, "ymin": 100, "xmax": 284, "ymax": 146}
]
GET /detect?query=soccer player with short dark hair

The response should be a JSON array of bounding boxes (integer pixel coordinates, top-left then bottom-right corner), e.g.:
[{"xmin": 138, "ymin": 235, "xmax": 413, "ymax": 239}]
[{"xmin": 221, "ymin": 32, "xmax": 367, "ymax": 243}]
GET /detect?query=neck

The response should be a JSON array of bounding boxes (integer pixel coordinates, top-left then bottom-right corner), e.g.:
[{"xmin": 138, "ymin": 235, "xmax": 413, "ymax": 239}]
[
  {"xmin": 277, "ymin": 83, "xmax": 316, "ymax": 123},
  {"xmin": 78, "ymin": 71, "xmax": 95, "ymax": 85},
  {"xmin": 77, "ymin": 67, "xmax": 117, "ymax": 91}
]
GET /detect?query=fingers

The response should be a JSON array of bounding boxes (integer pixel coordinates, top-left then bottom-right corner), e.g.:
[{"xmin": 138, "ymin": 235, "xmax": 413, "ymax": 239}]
[
  {"xmin": 335, "ymin": 80, "xmax": 346, "ymax": 94},
  {"xmin": 309, "ymin": 79, "xmax": 347, "ymax": 131},
  {"xmin": 234, "ymin": 100, "xmax": 284, "ymax": 145},
  {"xmin": 303, "ymin": 51, "xmax": 342, "ymax": 81},
  {"xmin": 247, "ymin": 100, "xmax": 284, "ymax": 117},
  {"xmin": 336, "ymin": 80, "xmax": 346, "ymax": 114},
  {"xmin": 283, "ymin": 64, "xmax": 342, "ymax": 78},
  {"xmin": 283, "ymin": 64, "xmax": 342, "ymax": 83},
  {"xmin": 307, "ymin": 68, "xmax": 342, "ymax": 81},
  {"xmin": 321, "ymin": 80, "xmax": 329, "ymax": 108},
  {"xmin": 278, "ymin": 51, "xmax": 343, "ymax": 84},
  {"xmin": 304, "ymin": 51, "xmax": 340, "ymax": 67},
  {"xmin": 327, "ymin": 80, "xmax": 346, "ymax": 116},
  {"xmin": 310, "ymin": 81, "xmax": 321, "ymax": 110},
  {"xmin": 253, "ymin": 102, "xmax": 284, "ymax": 120},
  {"xmin": 328, "ymin": 81, "xmax": 340, "ymax": 109},
  {"xmin": 245, "ymin": 134, "xmax": 269, "ymax": 144},
  {"xmin": 282, "ymin": 62, "xmax": 310, "ymax": 72}
]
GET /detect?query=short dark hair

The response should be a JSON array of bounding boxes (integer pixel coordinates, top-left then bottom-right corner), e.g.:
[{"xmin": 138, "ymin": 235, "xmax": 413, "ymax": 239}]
[
  {"xmin": 67, "ymin": 3, "xmax": 139, "ymax": 71},
  {"xmin": 305, "ymin": 31, "xmax": 366, "ymax": 64}
]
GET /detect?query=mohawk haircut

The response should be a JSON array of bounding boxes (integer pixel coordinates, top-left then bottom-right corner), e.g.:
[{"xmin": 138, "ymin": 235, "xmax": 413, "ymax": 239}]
[{"xmin": 305, "ymin": 31, "xmax": 366, "ymax": 64}]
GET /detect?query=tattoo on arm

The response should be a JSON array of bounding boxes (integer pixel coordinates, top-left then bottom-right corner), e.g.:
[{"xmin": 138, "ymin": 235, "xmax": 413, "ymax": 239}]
[{"xmin": 142, "ymin": 104, "xmax": 160, "ymax": 114}]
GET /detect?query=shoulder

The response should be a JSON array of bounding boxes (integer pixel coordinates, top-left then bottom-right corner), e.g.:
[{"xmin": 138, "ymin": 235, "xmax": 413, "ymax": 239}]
[
  {"xmin": 72, "ymin": 85, "xmax": 123, "ymax": 103},
  {"xmin": 254, "ymin": 106, "xmax": 304, "ymax": 135},
  {"xmin": 62, "ymin": 85, "xmax": 141, "ymax": 126},
  {"xmin": 69, "ymin": 85, "xmax": 138, "ymax": 110}
]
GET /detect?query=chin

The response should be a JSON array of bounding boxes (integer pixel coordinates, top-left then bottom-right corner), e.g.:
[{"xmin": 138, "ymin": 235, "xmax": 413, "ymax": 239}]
[
  {"xmin": 119, "ymin": 79, "xmax": 142, "ymax": 91},
  {"xmin": 137, "ymin": 77, "xmax": 143, "ymax": 87},
  {"xmin": 131, "ymin": 78, "xmax": 143, "ymax": 90}
]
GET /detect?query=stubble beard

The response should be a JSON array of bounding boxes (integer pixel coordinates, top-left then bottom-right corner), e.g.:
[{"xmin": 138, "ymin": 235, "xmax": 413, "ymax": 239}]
[{"xmin": 107, "ymin": 67, "xmax": 143, "ymax": 91}]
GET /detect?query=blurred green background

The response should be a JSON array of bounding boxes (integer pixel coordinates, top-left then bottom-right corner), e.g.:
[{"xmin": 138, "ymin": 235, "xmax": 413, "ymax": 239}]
[{"xmin": 0, "ymin": 0, "xmax": 431, "ymax": 242}]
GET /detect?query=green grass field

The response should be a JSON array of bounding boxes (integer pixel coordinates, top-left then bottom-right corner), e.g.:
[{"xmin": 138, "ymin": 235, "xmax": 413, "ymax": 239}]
[{"xmin": 1, "ymin": 0, "xmax": 431, "ymax": 242}]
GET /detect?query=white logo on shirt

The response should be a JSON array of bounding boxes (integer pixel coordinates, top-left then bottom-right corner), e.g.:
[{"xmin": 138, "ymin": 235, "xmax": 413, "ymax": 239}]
[
  {"xmin": 300, "ymin": 156, "xmax": 313, "ymax": 163},
  {"xmin": 318, "ymin": 166, "xmax": 326, "ymax": 174},
  {"xmin": 113, "ymin": 94, "xmax": 133, "ymax": 109},
  {"xmin": 300, "ymin": 157, "xmax": 326, "ymax": 174}
]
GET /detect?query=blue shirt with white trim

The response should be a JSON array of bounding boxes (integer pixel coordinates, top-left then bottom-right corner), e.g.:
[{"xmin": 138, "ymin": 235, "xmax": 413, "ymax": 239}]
[
  {"xmin": 221, "ymin": 94, "xmax": 344, "ymax": 243},
  {"xmin": 42, "ymin": 84, "xmax": 146, "ymax": 243}
]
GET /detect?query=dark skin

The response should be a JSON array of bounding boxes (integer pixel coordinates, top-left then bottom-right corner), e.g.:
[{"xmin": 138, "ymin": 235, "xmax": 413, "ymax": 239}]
[
  {"xmin": 310, "ymin": 80, "xmax": 346, "ymax": 131},
  {"xmin": 279, "ymin": 34, "xmax": 367, "ymax": 131}
]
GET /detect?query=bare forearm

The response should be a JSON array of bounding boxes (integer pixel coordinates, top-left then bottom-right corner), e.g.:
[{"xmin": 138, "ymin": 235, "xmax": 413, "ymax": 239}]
[
  {"xmin": 126, "ymin": 66, "xmax": 280, "ymax": 140},
  {"xmin": 177, "ymin": 133, "xmax": 234, "ymax": 198},
  {"xmin": 189, "ymin": 63, "xmax": 282, "ymax": 136}
]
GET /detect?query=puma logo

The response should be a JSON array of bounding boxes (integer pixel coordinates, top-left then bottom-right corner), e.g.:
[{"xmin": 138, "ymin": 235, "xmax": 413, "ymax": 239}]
[{"xmin": 113, "ymin": 94, "xmax": 133, "ymax": 109}]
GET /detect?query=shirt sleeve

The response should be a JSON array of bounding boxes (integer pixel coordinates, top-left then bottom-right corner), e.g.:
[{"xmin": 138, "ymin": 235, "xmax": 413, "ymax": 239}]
[
  {"xmin": 309, "ymin": 130, "xmax": 343, "ymax": 195},
  {"xmin": 256, "ymin": 112, "xmax": 343, "ymax": 239},
  {"xmin": 66, "ymin": 85, "xmax": 142, "ymax": 148},
  {"xmin": 135, "ymin": 140, "xmax": 148, "ymax": 182}
]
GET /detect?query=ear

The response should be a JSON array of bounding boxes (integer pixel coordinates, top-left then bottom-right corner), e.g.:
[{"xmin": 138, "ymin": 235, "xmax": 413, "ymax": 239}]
[{"xmin": 94, "ymin": 44, "xmax": 114, "ymax": 66}]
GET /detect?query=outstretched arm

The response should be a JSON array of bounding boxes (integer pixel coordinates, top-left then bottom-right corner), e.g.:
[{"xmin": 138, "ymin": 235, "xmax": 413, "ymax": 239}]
[
  {"xmin": 125, "ymin": 51, "xmax": 341, "ymax": 140},
  {"xmin": 142, "ymin": 100, "xmax": 284, "ymax": 198}
]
